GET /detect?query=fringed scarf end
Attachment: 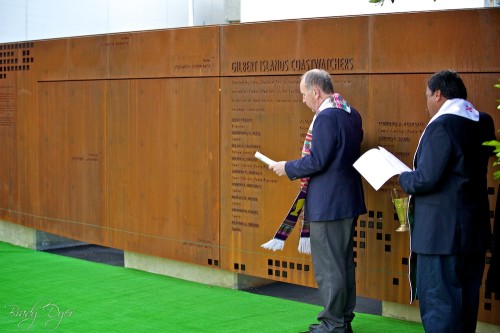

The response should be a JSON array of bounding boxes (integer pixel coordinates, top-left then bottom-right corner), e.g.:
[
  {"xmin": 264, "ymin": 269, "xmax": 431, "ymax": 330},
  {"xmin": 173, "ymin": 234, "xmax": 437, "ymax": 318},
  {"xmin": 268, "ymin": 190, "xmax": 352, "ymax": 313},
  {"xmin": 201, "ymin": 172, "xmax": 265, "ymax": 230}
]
[
  {"xmin": 261, "ymin": 239, "xmax": 285, "ymax": 251},
  {"xmin": 298, "ymin": 237, "xmax": 311, "ymax": 254}
]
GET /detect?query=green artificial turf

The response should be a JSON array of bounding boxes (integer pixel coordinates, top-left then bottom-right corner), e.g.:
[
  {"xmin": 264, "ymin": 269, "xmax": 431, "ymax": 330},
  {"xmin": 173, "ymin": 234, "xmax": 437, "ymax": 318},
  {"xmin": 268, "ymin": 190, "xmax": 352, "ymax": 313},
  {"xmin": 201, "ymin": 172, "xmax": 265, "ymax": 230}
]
[{"xmin": 0, "ymin": 241, "xmax": 423, "ymax": 332}]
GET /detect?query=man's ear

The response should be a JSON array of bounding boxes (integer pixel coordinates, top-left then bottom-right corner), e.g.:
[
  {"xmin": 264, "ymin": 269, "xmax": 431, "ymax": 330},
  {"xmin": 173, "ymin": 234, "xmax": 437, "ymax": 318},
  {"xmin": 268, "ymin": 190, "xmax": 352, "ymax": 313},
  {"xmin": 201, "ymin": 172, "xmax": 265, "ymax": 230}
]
[
  {"xmin": 313, "ymin": 87, "xmax": 320, "ymax": 98},
  {"xmin": 434, "ymin": 89, "xmax": 443, "ymax": 101}
]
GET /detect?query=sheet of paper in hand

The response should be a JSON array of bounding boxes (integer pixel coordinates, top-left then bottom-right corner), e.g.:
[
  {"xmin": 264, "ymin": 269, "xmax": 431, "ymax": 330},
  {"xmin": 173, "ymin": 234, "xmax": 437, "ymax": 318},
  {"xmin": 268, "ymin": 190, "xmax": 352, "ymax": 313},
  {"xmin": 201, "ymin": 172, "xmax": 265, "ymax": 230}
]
[
  {"xmin": 254, "ymin": 151, "xmax": 276, "ymax": 166},
  {"xmin": 353, "ymin": 146, "xmax": 411, "ymax": 191}
]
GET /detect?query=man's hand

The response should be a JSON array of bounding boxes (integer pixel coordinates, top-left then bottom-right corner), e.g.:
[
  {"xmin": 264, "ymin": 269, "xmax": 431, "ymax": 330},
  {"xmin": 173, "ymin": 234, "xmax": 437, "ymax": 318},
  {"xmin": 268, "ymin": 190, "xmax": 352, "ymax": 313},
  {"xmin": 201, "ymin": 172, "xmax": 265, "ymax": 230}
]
[{"xmin": 269, "ymin": 161, "xmax": 287, "ymax": 177}]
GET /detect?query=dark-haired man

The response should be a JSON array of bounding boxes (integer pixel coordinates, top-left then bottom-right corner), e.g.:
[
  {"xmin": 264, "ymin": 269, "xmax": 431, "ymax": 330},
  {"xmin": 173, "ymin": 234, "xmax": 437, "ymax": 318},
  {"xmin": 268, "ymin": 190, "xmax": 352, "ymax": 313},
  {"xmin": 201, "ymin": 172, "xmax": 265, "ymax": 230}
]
[{"xmin": 399, "ymin": 70, "xmax": 495, "ymax": 332}]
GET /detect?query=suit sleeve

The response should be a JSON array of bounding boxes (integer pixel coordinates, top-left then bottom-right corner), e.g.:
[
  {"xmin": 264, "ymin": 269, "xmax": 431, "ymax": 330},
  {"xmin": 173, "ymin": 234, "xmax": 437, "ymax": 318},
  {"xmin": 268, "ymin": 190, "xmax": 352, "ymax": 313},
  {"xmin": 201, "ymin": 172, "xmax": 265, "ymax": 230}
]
[
  {"xmin": 285, "ymin": 112, "xmax": 337, "ymax": 180},
  {"xmin": 481, "ymin": 112, "xmax": 497, "ymax": 157},
  {"xmin": 399, "ymin": 123, "xmax": 452, "ymax": 195}
]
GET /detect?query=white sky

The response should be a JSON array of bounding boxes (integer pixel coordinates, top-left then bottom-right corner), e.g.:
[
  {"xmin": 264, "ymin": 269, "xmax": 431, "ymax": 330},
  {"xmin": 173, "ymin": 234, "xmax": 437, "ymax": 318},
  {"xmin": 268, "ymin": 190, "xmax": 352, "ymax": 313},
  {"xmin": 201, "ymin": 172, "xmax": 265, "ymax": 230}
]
[
  {"xmin": 0, "ymin": 0, "xmax": 190, "ymax": 43},
  {"xmin": 0, "ymin": 0, "xmax": 490, "ymax": 43},
  {"xmin": 241, "ymin": 0, "xmax": 487, "ymax": 22}
]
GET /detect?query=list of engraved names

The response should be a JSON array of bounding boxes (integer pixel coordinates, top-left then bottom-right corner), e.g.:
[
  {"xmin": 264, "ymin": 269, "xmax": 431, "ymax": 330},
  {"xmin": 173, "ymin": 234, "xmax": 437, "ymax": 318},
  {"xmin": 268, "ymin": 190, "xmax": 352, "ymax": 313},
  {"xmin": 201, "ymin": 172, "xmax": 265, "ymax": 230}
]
[{"xmin": 229, "ymin": 77, "xmax": 300, "ymax": 233}]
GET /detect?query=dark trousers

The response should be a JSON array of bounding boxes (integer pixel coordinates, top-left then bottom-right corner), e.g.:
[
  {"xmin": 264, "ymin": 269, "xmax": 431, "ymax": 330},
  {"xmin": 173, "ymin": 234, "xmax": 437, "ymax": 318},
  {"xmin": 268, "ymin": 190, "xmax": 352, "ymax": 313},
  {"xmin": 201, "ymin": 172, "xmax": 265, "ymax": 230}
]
[
  {"xmin": 310, "ymin": 218, "xmax": 356, "ymax": 332},
  {"xmin": 416, "ymin": 253, "xmax": 485, "ymax": 333}
]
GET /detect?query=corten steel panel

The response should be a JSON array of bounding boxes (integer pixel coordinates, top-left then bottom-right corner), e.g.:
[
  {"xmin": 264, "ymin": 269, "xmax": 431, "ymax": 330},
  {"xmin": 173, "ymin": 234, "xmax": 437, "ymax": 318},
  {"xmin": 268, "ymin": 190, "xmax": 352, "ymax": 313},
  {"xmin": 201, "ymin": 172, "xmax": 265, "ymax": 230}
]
[
  {"xmin": 33, "ymin": 81, "xmax": 105, "ymax": 243},
  {"xmin": 35, "ymin": 39, "xmax": 70, "ymax": 81},
  {"xmin": 220, "ymin": 18, "xmax": 367, "ymax": 76},
  {"xmin": 106, "ymin": 27, "xmax": 219, "ymax": 79},
  {"xmin": 358, "ymin": 74, "xmax": 429, "ymax": 303},
  {"xmin": 368, "ymin": 9, "xmax": 500, "ymax": 73},
  {"xmin": 220, "ymin": 9, "xmax": 500, "ymax": 77},
  {"xmin": 0, "ymin": 69, "xmax": 18, "ymax": 222},
  {"xmin": 105, "ymin": 78, "xmax": 220, "ymax": 265},
  {"xmin": 36, "ymin": 27, "xmax": 219, "ymax": 81},
  {"xmin": 17, "ymin": 35, "xmax": 108, "ymax": 82},
  {"xmin": 67, "ymin": 36, "xmax": 108, "ymax": 80},
  {"xmin": 17, "ymin": 60, "xmax": 39, "ymax": 220},
  {"xmin": 100, "ymin": 80, "xmax": 129, "ymax": 250},
  {"xmin": 0, "ymin": 42, "xmax": 38, "ymax": 224}
]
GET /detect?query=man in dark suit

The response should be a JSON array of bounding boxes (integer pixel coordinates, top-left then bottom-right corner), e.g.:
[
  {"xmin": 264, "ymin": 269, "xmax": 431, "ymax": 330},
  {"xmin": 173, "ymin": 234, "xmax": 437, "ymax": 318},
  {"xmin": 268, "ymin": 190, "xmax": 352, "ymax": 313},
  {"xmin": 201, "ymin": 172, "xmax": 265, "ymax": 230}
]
[
  {"xmin": 399, "ymin": 70, "xmax": 495, "ymax": 333},
  {"xmin": 270, "ymin": 69, "xmax": 366, "ymax": 333}
]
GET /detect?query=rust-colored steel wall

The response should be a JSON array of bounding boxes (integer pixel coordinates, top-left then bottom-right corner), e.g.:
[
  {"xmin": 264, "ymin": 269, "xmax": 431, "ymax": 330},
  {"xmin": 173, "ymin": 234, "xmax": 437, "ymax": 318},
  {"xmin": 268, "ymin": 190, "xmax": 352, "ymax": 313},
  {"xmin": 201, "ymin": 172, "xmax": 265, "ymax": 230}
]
[
  {"xmin": 1, "ymin": 27, "xmax": 221, "ymax": 267},
  {"xmin": 1, "ymin": 8, "xmax": 499, "ymax": 325}
]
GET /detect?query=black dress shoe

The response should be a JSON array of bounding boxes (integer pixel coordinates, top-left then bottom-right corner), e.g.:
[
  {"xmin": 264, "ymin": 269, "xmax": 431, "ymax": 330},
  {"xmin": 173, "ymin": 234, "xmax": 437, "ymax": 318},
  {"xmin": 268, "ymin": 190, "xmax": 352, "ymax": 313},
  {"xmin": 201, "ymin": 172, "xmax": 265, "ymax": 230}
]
[
  {"xmin": 309, "ymin": 323, "xmax": 319, "ymax": 331},
  {"xmin": 308, "ymin": 322, "xmax": 353, "ymax": 333}
]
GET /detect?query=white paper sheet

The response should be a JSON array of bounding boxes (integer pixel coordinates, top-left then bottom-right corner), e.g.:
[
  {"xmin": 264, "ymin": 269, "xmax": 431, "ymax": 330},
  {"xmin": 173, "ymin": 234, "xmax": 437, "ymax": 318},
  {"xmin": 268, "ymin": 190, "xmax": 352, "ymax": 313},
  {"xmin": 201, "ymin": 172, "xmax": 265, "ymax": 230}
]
[
  {"xmin": 254, "ymin": 151, "xmax": 276, "ymax": 166},
  {"xmin": 353, "ymin": 146, "xmax": 411, "ymax": 191}
]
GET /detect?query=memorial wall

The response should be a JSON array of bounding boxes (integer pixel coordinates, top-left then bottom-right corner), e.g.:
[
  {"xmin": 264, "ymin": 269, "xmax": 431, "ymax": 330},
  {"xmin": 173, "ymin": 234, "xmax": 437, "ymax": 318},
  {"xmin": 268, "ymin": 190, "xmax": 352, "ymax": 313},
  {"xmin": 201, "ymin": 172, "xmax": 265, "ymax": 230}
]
[{"xmin": 1, "ymin": 8, "xmax": 499, "ymax": 325}]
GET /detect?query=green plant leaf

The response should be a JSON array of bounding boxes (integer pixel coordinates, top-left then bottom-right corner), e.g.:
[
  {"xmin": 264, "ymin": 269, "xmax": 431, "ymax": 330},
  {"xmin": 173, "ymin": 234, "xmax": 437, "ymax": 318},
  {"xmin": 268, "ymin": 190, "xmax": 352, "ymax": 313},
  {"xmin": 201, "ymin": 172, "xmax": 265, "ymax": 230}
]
[
  {"xmin": 482, "ymin": 140, "xmax": 500, "ymax": 147},
  {"xmin": 487, "ymin": 79, "xmax": 500, "ymax": 181}
]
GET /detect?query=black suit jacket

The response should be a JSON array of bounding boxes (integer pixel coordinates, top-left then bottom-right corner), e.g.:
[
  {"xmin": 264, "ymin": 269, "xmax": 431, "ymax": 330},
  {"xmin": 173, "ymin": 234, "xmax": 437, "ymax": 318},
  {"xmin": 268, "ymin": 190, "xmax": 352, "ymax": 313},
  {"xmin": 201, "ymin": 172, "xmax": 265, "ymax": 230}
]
[
  {"xmin": 399, "ymin": 112, "xmax": 495, "ymax": 255},
  {"xmin": 285, "ymin": 107, "xmax": 366, "ymax": 222}
]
